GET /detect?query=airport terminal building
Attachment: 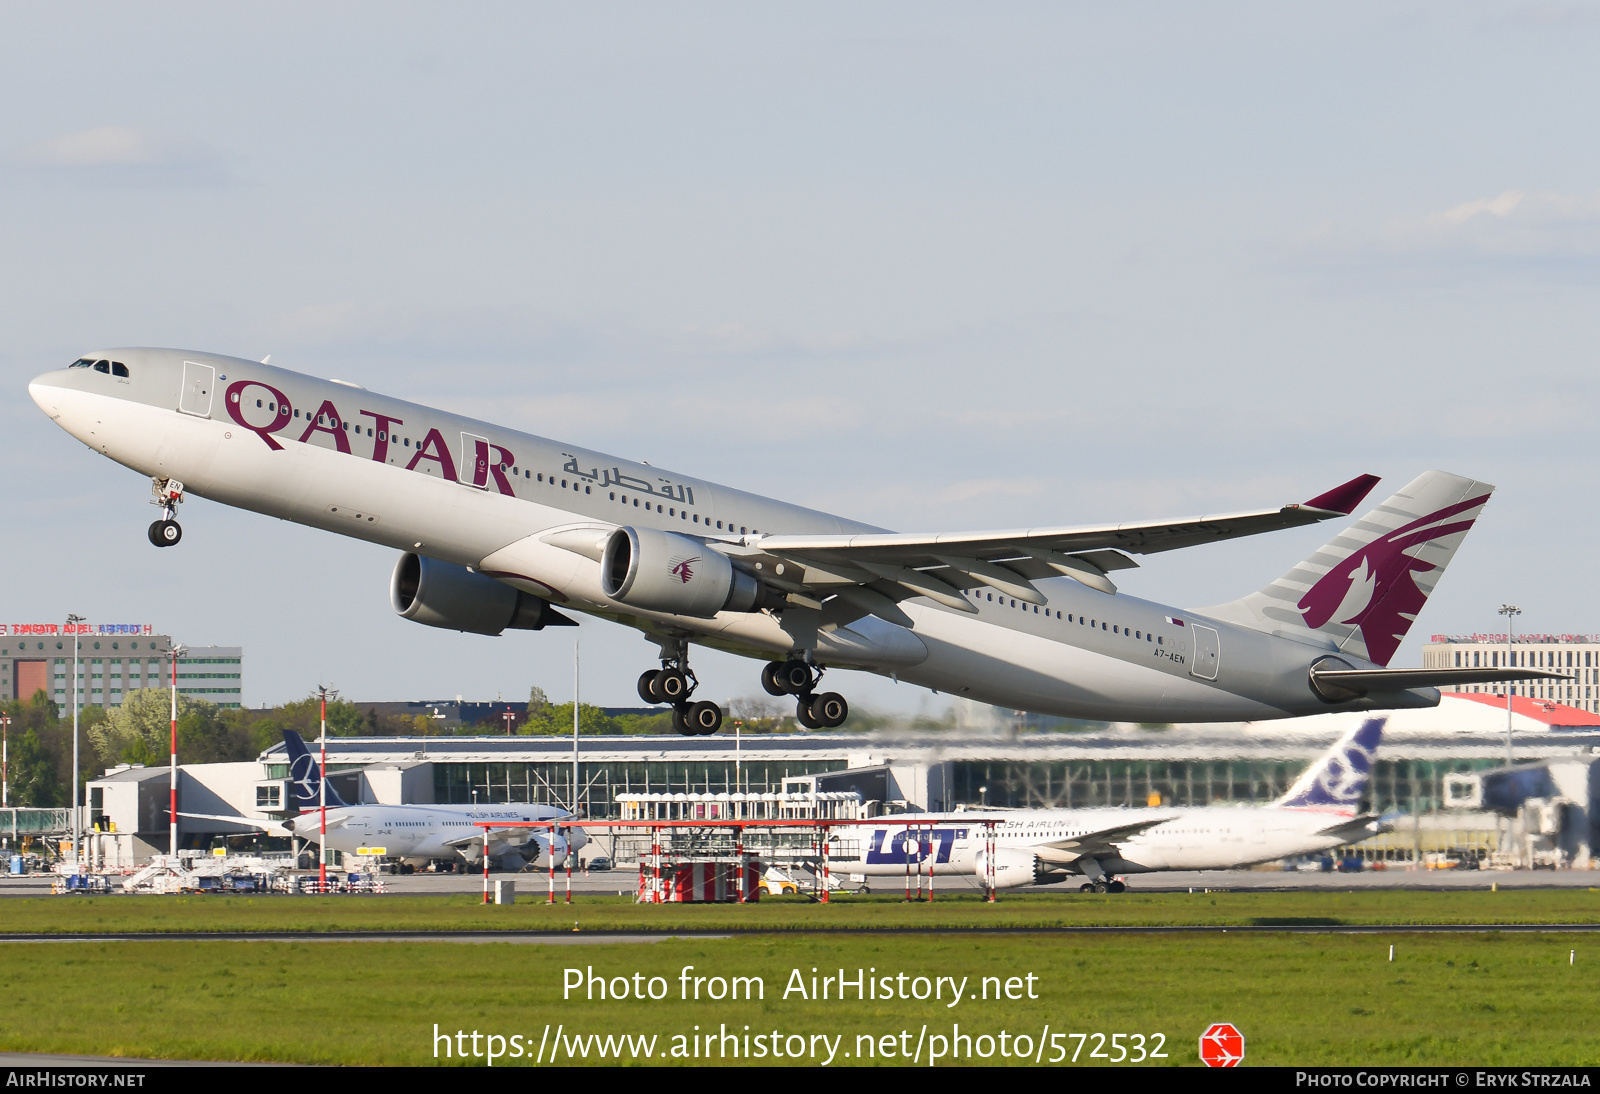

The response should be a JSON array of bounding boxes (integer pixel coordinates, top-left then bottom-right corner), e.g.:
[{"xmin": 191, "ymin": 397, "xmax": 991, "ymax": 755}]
[
  {"xmin": 1, "ymin": 623, "xmax": 241, "ymax": 709},
  {"xmin": 76, "ymin": 694, "xmax": 1600, "ymax": 871},
  {"xmin": 1424, "ymin": 633, "xmax": 1600, "ymax": 713}
]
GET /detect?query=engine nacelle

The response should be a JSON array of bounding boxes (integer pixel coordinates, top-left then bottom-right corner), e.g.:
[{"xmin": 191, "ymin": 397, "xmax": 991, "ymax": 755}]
[
  {"xmin": 391, "ymin": 553, "xmax": 572, "ymax": 636},
  {"xmin": 974, "ymin": 847, "xmax": 1045, "ymax": 889},
  {"xmin": 601, "ymin": 527, "xmax": 761, "ymax": 617}
]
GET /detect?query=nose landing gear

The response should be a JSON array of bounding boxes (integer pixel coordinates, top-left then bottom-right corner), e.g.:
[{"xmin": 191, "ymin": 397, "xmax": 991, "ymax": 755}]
[
  {"xmin": 638, "ymin": 638, "xmax": 724, "ymax": 736},
  {"xmin": 147, "ymin": 477, "xmax": 185, "ymax": 548},
  {"xmin": 761, "ymin": 659, "xmax": 849, "ymax": 729}
]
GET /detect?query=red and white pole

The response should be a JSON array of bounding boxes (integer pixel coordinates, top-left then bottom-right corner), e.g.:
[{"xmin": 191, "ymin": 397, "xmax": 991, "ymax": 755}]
[
  {"xmin": 820, "ymin": 825, "xmax": 830, "ymax": 904},
  {"xmin": 318, "ymin": 687, "xmax": 327, "ymax": 890},
  {"xmin": 481, "ymin": 825, "xmax": 490, "ymax": 904},
  {"xmin": 547, "ymin": 823, "xmax": 556, "ymax": 905},
  {"xmin": 903, "ymin": 825, "xmax": 911, "ymax": 902},
  {"xmin": 169, "ymin": 645, "xmax": 181, "ymax": 860},
  {"xmin": 564, "ymin": 826, "xmax": 572, "ymax": 905},
  {"xmin": 986, "ymin": 821, "xmax": 996, "ymax": 903},
  {"xmin": 735, "ymin": 825, "xmax": 746, "ymax": 904}
]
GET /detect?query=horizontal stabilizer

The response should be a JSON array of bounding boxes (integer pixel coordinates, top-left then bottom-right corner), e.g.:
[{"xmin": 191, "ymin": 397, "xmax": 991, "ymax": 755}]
[
  {"xmin": 1310, "ymin": 665, "xmax": 1566, "ymax": 700},
  {"xmin": 1314, "ymin": 813, "xmax": 1387, "ymax": 841}
]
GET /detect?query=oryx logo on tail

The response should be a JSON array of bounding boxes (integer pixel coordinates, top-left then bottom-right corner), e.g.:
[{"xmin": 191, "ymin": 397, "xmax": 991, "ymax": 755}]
[{"xmin": 1296, "ymin": 494, "xmax": 1489, "ymax": 666}]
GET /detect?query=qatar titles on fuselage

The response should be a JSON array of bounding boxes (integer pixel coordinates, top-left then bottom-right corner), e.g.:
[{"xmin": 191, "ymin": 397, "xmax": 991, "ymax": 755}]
[{"xmin": 29, "ymin": 348, "xmax": 1531, "ymax": 729}]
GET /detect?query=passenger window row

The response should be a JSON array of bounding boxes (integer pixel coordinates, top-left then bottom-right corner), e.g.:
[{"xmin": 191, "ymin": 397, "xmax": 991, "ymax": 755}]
[{"xmin": 972, "ymin": 589, "xmax": 1165, "ymax": 645}]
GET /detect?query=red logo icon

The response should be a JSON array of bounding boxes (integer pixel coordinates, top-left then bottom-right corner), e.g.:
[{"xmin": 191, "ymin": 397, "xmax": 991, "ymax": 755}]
[
  {"xmin": 669, "ymin": 556, "xmax": 700, "ymax": 584},
  {"xmin": 1199, "ymin": 1023, "xmax": 1245, "ymax": 1067}
]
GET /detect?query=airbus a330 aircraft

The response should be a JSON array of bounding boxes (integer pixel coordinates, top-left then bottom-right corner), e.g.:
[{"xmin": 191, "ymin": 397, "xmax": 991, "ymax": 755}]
[
  {"xmin": 31, "ymin": 349, "xmax": 1548, "ymax": 734},
  {"xmin": 835, "ymin": 717, "xmax": 1389, "ymax": 893},
  {"xmin": 184, "ymin": 730, "xmax": 585, "ymax": 868}
]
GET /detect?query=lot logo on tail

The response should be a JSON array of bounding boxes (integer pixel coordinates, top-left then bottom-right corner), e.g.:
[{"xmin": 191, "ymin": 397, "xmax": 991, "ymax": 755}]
[
  {"xmin": 1199, "ymin": 1023, "xmax": 1245, "ymax": 1067},
  {"xmin": 1277, "ymin": 718, "xmax": 1383, "ymax": 812},
  {"xmin": 1297, "ymin": 495, "xmax": 1488, "ymax": 665},
  {"xmin": 283, "ymin": 730, "xmax": 348, "ymax": 809}
]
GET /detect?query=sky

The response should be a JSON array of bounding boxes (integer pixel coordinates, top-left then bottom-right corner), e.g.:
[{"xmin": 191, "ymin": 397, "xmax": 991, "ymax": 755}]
[{"xmin": 3, "ymin": 4, "xmax": 1599, "ymax": 715}]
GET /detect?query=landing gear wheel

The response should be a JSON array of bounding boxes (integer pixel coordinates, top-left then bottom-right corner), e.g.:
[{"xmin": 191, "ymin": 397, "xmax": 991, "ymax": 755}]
[
  {"xmin": 1107, "ymin": 880, "xmax": 1126, "ymax": 894},
  {"xmin": 656, "ymin": 668, "xmax": 691, "ymax": 703},
  {"xmin": 776, "ymin": 661, "xmax": 814, "ymax": 694},
  {"xmin": 686, "ymin": 700, "xmax": 723, "ymax": 735},
  {"xmin": 1079, "ymin": 883, "xmax": 1095, "ymax": 893},
  {"xmin": 637, "ymin": 670, "xmax": 662, "ymax": 705},
  {"xmin": 810, "ymin": 692, "xmax": 848, "ymax": 728},
  {"xmin": 761, "ymin": 662, "xmax": 787, "ymax": 697},
  {"xmin": 671, "ymin": 704, "xmax": 693, "ymax": 735},
  {"xmin": 1092, "ymin": 880, "xmax": 1108, "ymax": 894},
  {"xmin": 148, "ymin": 519, "xmax": 182, "ymax": 547},
  {"xmin": 795, "ymin": 695, "xmax": 823, "ymax": 729}
]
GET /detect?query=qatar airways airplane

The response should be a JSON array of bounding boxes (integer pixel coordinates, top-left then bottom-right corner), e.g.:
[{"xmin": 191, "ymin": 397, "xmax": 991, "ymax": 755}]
[
  {"xmin": 836, "ymin": 717, "xmax": 1389, "ymax": 893},
  {"xmin": 30, "ymin": 349, "xmax": 1547, "ymax": 734}
]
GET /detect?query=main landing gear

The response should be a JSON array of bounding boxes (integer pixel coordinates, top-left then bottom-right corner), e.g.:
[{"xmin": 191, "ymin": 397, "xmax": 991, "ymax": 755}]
[
  {"xmin": 1078, "ymin": 879, "xmax": 1127, "ymax": 894},
  {"xmin": 637, "ymin": 638, "xmax": 723, "ymax": 736},
  {"xmin": 761, "ymin": 659, "xmax": 849, "ymax": 729},
  {"xmin": 147, "ymin": 477, "xmax": 184, "ymax": 548}
]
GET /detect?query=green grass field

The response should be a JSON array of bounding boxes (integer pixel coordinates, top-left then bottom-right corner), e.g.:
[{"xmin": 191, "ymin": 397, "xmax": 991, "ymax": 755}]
[
  {"xmin": 4, "ymin": 891, "xmax": 1598, "ymax": 1066},
  {"xmin": 1, "ymin": 887, "xmax": 1597, "ymax": 934},
  {"xmin": 1, "ymin": 932, "xmax": 1595, "ymax": 1066}
]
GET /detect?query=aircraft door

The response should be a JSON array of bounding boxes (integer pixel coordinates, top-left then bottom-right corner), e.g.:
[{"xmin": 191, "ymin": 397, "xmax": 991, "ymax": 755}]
[
  {"xmin": 1189, "ymin": 624, "xmax": 1221, "ymax": 681},
  {"xmin": 460, "ymin": 433, "xmax": 490, "ymax": 488},
  {"xmin": 178, "ymin": 361, "xmax": 215, "ymax": 418}
]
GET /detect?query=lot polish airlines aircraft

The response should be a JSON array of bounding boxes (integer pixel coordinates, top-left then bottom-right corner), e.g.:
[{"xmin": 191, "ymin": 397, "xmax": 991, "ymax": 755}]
[
  {"xmin": 840, "ymin": 717, "xmax": 1389, "ymax": 893},
  {"xmin": 183, "ymin": 730, "xmax": 586, "ymax": 868},
  {"xmin": 30, "ymin": 349, "xmax": 1548, "ymax": 734}
]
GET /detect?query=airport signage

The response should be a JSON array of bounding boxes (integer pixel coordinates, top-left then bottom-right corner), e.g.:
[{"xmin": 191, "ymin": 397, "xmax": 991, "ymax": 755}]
[
  {"xmin": 2, "ymin": 623, "xmax": 154, "ymax": 636},
  {"xmin": 1431, "ymin": 633, "xmax": 1597, "ymax": 644}
]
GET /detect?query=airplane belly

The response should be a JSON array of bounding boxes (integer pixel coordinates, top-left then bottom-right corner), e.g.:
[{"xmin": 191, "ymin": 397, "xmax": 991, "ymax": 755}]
[{"xmin": 897, "ymin": 608, "xmax": 1283, "ymax": 721}]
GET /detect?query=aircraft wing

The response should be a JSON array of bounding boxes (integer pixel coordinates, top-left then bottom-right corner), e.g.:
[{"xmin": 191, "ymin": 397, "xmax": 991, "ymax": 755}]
[
  {"xmin": 442, "ymin": 826, "xmax": 540, "ymax": 850},
  {"xmin": 177, "ymin": 811, "xmax": 295, "ymax": 837},
  {"xmin": 747, "ymin": 474, "xmax": 1380, "ymax": 621},
  {"xmin": 1030, "ymin": 817, "xmax": 1171, "ymax": 863}
]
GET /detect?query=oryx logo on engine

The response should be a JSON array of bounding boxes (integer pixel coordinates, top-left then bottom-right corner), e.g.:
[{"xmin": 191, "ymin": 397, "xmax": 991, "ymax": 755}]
[{"xmin": 668, "ymin": 555, "xmax": 700, "ymax": 584}]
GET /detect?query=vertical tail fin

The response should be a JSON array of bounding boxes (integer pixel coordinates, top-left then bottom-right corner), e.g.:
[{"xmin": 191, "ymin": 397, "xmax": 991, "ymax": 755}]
[
  {"xmin": 283, "ymin": 729, "xmax": 348, "ymax": 810},
  {"xmin": 1203, "ymin": 470, "xmax": 1494, "ymax": 666},
  {"xmin": 1274, "ymin": 717, "xmax": 1385, "ymax": 812}
]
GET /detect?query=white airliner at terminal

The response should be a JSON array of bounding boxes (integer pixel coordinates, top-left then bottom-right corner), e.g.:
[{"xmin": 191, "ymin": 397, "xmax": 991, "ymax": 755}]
[{"xmin": 29, "ymin": 349, "xmax": 1553, "ymax": 739}]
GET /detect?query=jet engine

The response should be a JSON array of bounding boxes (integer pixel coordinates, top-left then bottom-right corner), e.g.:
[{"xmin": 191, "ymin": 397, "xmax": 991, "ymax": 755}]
[
  {"xmin": 391, "ymin": 553, "xmax": 575, "ymax": 636},
  {"xmin": 601, "ymin": 527, "xmax": 764, "ymax": 617},
  {"xmin": 974, "ymin": 847, "xmax": 1048, "ymax": 889}
]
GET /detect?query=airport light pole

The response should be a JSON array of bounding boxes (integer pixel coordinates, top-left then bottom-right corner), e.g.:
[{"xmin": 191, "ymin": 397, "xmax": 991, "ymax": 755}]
[
  {"xmin": 502, "ymin": 709, "xmax": 515, "ymax": 736},
  {"xmin": 2, "ymin": 713, "xmax": 10, "ymax": 811},
  {"xmin": 66, "ymin": 613, "xmax": 85, "ymax": 864},
  {"xmin": 169, "ymin": 643, "xmax": 186, "ymax": 858},
  {"xmin": 1500, "ymin": 604, "xmax": 1521, "ymax": 767}
]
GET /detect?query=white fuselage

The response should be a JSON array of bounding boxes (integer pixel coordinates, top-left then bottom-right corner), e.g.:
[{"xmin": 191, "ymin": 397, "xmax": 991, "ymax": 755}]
[
  {"xmin": 289, "ymin": 802, "xmax": 586, "ymax": 865},
  {"xmin": 29, "ymin": 349, "xmax": 1425, "ymax": 722},
  {"xmin": 839, "ymin": 806, "xmax": 1360, "ymax": 880}
]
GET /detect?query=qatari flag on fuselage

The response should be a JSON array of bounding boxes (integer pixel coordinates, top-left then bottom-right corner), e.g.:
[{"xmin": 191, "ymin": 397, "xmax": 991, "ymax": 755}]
[{"xmin": 1165, "ymin": 616, "xmax": 1186, "ymax": 626}]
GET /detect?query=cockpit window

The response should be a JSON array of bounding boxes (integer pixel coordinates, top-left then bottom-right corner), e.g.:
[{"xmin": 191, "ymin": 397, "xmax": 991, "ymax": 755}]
[
  {"xmin": 68, "ymin": 358, "xmax": 94, "ymax": 368},
  {"xmin": 93, "ymin": 360, "xmax": 110, "ymax": 374},
  {"xmin": 111, "ymin": 362, "xmax": 129, "ymax": 378}
]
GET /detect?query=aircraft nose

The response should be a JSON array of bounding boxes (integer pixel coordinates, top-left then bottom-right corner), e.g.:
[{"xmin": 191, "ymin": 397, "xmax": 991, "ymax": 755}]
[{"xmin": 28, "ymin": 372, "xmax": 66, "ymax": 419}]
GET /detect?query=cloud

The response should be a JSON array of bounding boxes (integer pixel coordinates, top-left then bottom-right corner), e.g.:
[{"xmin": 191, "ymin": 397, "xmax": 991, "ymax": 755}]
[
  {"xmin": 9, "ymin": 126, "xmax": 237, "ymax": 186},
  {"xmin": 1299, "ymin": 188, "xmax": 1600, "ymax": 260}
]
